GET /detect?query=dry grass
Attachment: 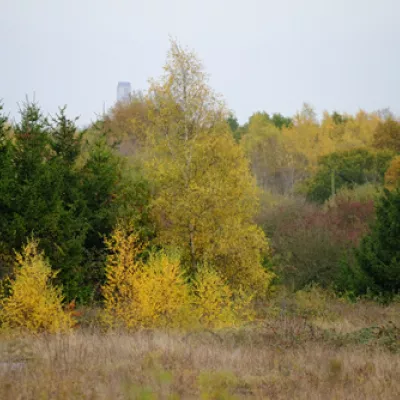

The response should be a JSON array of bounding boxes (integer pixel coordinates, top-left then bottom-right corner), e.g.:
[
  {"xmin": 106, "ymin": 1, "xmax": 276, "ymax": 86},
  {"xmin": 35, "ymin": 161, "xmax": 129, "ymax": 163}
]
[{"xmin": 0, "ymin": 299, "xmax": 399, "ymax": 399}]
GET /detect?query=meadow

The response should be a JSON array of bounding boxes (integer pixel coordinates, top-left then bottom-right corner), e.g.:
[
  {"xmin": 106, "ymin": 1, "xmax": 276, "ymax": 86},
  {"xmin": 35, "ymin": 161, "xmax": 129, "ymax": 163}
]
[{"xmin": 1, "ymin": 292, "xmax": 399, "ymax": 399}]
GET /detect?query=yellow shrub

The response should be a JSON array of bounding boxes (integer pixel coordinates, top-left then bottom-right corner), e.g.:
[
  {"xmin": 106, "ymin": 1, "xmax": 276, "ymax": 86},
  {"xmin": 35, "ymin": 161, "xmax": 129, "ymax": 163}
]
[
  {"xmin": 102, "ymin": 225, "xmax": 192, "ymax": 329},
  {"xmin": 192, "ymin": 267, "xmax": 254, "ymax": 329},
  {"xmin": 132, "ymin": 252, "xmax": 192, "ymax": 329},
  {"xmin": 0, "ymin": 240, "xmax": 74, "ymax": 333},
  {"xmin": 102, "ymin": 224, "xmax": 258, "ymax": 330},
  {"xmin": 385, "ymin": 155, "xmax": 400, "ymax": 190},
  {"xmin": 294, "ymin": 285, "xmax": 336, "ymax": 320},
  {"xmin": 102, "ymin": 223, "xmax": 143, "ymax": 328}
]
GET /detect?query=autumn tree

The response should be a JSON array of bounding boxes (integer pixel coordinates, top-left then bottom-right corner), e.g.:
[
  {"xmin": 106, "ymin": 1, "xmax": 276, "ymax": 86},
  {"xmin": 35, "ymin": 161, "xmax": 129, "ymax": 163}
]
[
  {"xmin": 103, "ymin": 91, "xmax": 149, "ymax": 158},
  {"xmin": 140, "ymin": 40, "xmax": 274, "ymax": 294},
  {"xmin": 241, "ymin": 113, "xmax": 288, "ymax": 193},
  {"xmin": 385, "ymin": 156, "xmax": 400, "ymax": 190},
  {"xmin": 373, "ymin": 117, "xmax": 400, "ymax": 153}
]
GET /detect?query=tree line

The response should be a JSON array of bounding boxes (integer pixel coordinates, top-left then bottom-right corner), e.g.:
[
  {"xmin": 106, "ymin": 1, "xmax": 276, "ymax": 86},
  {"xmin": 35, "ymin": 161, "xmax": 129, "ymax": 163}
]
[{"xmin": 0, "ymin": 40, "xmax": 399, "ymax": 318}]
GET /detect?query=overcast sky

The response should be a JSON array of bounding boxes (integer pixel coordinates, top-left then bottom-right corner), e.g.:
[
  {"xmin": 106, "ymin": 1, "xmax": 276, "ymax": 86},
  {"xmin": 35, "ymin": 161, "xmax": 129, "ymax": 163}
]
[{"xmin": 1, "ymin": 0, "xmax": 399, "ymax": 126}]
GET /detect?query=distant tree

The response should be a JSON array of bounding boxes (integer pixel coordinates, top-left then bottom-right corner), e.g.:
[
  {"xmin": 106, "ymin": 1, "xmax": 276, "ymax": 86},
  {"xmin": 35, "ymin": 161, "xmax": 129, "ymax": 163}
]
[
  {"xmin": 271, "ymin": 113, "xmax": 292, "ymax": 129},
  {"xmin": 248, "ymin": 111, "xmax": 270, "ymax": 125},
  {"xmin": 241, "ymin": 113, "xmax": 287, "ymax": 193},
  {"xmin": 226, "ymin": 112, "xmax": 239, "ymax": 133},
  {"xmin": 331, "ymin": 111, "xmax": 348, "ymax": 125},
  {"xmin": 384, "ymin": 156, "xmax": 400, "ymax": 191},
  {"xmin": 304, "ymin": 148, "xmax": 394, "ymax": 203},
  {"xmin": 103, "ymin": 91, "xmax": 148, "ymax": 157},
  {"xmin": 0, "ymin": 102, "xmax": 10, "ymax": 145},
  {"xmin": 50, "ymin": 106, "xmax": 84, "ymax": 165},
  {"xmin": 373, "ymin": 118, "xmax": 400, "ymax": 153}
]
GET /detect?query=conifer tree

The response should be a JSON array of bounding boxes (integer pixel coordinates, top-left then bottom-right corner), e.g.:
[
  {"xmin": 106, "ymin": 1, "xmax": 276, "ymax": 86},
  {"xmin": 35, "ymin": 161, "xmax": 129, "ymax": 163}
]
[{"xmin": 356, "ymin": 187, "xmax": 400, "ymax": 295}]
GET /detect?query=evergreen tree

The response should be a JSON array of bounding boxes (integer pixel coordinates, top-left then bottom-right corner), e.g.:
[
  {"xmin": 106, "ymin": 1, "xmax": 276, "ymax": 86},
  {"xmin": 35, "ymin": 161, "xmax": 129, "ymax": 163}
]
[
  {"xmin": 0, "ymin": 104, "xmax": 15, "ymax": 277},
  {"xmin": 50, "ymin": 106, "xmax": 84, "ymax": 165},
  {"xmin": 356, "ymin": 187, "xmax": 400, "ymax": 295}
]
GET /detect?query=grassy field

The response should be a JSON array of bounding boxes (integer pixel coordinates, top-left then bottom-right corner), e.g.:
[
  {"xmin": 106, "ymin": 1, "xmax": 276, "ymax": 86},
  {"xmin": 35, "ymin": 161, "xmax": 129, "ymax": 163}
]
[{"xmin": 0, "ymin": 295, "xmax": 399, "ymax": 399}]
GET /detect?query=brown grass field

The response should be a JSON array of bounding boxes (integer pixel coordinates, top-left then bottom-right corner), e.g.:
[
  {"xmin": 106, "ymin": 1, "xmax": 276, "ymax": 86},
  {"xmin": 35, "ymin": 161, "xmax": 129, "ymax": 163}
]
[{"xmin": 0, "ymin": 296, "xmax": 399, "ymax": 399}]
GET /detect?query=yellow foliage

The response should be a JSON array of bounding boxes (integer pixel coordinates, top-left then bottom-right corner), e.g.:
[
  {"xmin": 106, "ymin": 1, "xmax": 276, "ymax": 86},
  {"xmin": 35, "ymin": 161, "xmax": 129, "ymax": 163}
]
[
  {"xmin": 0, "ymin": 240, "xmax": 74, "ymax": 333},
  {"xmin": 282, "ymin": 104, "xmax": 336, "ymax": 175},
  {"xmin": 280, "ymin": 108, "xmax": 382, "ymax": 191},
  {"xmin": 102, "ymin": 225, "xmax": 192, "ymax": 329},
  {"xmin": 385, "ymin": 156, "xmax": 400, "ymax": 190},
  {"xmin": 138, "ymin": 40, "xmax": 274, "ymax": 296},
  {"xmin": 294, "ymin": 285, "xmax": 336, "ymax": 320},
  {"xmin": 192, "ymin": 267, "xmax": 254, "ymax": 328},
  {"xmin": 241, "ymin": 116, "xmax": 286, "ymax": 191},
  {"xmin": 130, "ymin": 252, "xmax": 192, "ymax": 329},
  {"xmin": 102, "ymin": 225, "xmax": 259, "ymax": 330},
  {"xmin": 102, "ymin": 223, "xmax": 144, "ymax": 328}
]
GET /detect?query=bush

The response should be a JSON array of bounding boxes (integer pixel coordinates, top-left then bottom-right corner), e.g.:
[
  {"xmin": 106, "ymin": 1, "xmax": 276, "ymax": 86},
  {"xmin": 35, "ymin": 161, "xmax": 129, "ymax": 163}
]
[
  {"xmin": 325, "ymin": 183, "xmax": 381, "ymax": 207},
  {"xmin": 304, "ymin": 148, "xmax": 394, "ymax": 203},
  {"xmin": 0, "ymin": 239, "xmax": 74, "ymax": 333},
  {"xmin": 102, "ymin": 225, "xmax": 191, "ymax": 329},
  {"xmin": 263, "ymin": 197, "xmax": 375, "ymax": 290},
  {"xmin": 294, "ymin": 284, "xmax": 337, "ymax": 319},
  {"xmin": 101, "ymin": 223, "xmax": 144, "ymax": 328},
  {"xmin": 192, "ymin": 267, "xmax": 254, "ymax": 328},
  {"xmin": 129, "ymin": 252, "xmax": 192, "ymax": 329},
  {"xmin": 102, "ymin": 225, "xmax": 256, "ymax": 330}
]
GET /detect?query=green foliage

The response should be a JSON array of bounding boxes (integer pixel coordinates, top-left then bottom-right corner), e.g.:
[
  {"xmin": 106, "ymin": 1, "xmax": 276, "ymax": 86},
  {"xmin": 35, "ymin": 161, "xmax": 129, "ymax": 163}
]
[
  {"xmin": 294, "ymin": 284, "xmax": 337, "ymax": 319},
  {"xmin": 261, "ymin": 196, "xmax": 375, "ymax": 291},
  {"xmin": 0, "ymin": 101, "xmax": 151, "ymax": 303},
  {"xmin": 50, "ymin": 106, "xmax": 84, "ymax": 165},
  {"xmin": 0, "ymin": 102, "xmax": 11, "ymax": 145},
  {"xmin": 331, "ymin": 111, "xmax": 348, "ymax": 125},
  {"xmin": 271, "ymin": 112, "xmax": 293, "ymax": 129},
  {"xmin": 325, "ymin": 183, "xmax": 381, "ymax": 208},
  {"xmin": 339, "ymin": 322, "xmax": 400, "ymax": 353},
  {"xmin": 356, "ymin": 187, "xmax": 400, "ymax": 296},
  {"xmin": 2, "ymin": 39, "xmax": 400, "ymax": 316},
  {"xmin": 303, "ymin": 148, "xmax": 394, "ymax": 203},
  {"xmin": 198, "ymin": 370, "xmax": 239, "ymax": 400},
  {"xmin": 226, "ymin": 113, "xmax": 239, "ymax": 133}
]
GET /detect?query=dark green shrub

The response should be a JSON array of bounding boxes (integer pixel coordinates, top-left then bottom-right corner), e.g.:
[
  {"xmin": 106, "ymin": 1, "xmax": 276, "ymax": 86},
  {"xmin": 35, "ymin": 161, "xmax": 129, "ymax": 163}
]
[
  {"xmin": 304, "ymin": 148, "xmax": 394, "ymax": 203},
  {"xmin": 356, "ymin": 187, "xmax": 400, "ymax": 296}
]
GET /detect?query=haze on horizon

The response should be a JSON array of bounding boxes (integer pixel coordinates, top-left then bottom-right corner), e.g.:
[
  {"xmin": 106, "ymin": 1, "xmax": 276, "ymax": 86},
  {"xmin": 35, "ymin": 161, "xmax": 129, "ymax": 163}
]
[{"xmin": 1, "ymin": 0, "xmax": 399, "ymax": 126}]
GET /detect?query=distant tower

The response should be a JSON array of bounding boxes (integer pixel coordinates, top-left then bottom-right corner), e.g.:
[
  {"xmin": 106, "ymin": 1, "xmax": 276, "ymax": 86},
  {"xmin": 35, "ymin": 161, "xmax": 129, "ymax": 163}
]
[{"xmin": 117, "ymin": 81, "xmax": 132, "ymax": 103}]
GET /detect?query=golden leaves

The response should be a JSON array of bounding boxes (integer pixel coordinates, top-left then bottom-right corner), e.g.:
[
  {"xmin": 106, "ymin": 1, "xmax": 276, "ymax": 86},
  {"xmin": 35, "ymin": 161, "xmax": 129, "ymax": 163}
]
[{"xmin": 0, "ymin": 239, "xmax": 74, "ymax": 333}]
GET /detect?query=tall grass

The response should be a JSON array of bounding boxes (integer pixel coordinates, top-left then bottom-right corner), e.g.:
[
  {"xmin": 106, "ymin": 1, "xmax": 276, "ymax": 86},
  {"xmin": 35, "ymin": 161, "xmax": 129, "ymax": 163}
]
[{"xmin": 0, "ymin": 297, "xmax": 399, "ymax": 399}]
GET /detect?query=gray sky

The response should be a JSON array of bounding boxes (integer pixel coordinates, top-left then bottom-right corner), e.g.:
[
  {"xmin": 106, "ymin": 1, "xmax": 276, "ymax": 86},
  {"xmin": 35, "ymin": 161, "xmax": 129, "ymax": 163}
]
[{"xmin": 1, "ymin": 0, "xmax": 399, "ymax": 126}]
